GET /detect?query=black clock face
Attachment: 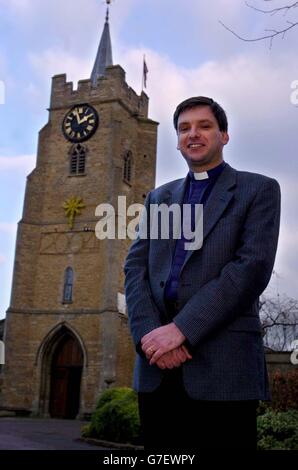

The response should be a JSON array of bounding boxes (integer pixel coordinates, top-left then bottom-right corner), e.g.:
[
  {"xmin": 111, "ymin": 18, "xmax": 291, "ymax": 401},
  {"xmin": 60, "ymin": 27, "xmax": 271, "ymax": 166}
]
[{"xmin": 62, "ymin": 104, "xmax": 99, "ymax": 143}]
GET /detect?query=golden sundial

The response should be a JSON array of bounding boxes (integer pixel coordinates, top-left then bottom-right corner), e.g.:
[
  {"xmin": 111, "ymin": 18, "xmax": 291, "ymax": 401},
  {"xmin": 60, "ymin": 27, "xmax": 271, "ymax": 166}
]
[{"xmin": 63, "ymin": 196, "xmax": 85, "ymax": 229}]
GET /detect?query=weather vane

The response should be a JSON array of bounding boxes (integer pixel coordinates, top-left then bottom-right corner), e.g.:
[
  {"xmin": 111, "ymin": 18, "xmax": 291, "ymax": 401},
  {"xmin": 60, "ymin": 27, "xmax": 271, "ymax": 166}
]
[{"xmin": 104, "ymin": 0, "xmax": 113, "ymax": 20}]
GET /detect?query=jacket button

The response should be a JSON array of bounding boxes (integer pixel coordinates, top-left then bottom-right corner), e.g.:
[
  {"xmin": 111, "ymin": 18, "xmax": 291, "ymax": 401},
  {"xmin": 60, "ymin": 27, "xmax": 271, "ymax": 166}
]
[{"xmin": 160, "ymin": 281, "xmax": 165, "ymax": 288}]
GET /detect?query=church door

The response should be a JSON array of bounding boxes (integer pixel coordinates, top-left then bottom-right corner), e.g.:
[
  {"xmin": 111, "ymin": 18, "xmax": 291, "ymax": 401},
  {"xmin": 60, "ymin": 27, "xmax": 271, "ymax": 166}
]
[{"xmin": 49, "ymin": 334, "xmax": 83, "ymax": 419}]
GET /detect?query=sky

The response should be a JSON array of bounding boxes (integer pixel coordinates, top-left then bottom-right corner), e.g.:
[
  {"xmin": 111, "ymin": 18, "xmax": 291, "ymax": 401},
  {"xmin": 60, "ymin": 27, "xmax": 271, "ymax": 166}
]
[{"xmin": 0, "ymin": 0, "xmax": 298, "ymax": 319}]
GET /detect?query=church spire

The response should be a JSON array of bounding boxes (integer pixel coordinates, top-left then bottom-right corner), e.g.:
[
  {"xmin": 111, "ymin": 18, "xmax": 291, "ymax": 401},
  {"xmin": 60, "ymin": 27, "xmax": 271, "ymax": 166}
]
[{"xmin": 91, "ymin": 1, "xmax": 113, "ymax": 86}]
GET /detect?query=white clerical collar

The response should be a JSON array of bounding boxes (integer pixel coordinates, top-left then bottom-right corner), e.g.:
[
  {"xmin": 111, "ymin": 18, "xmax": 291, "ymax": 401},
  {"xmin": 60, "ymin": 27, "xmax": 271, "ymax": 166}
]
[{"xmin": 193, "ymin": 171, "xmax": 209, "ymax": 180}]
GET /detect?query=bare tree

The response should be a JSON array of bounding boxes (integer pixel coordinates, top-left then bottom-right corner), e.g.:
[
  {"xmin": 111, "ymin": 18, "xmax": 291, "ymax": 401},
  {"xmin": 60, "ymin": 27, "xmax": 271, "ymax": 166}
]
[
  {"xmin": 220, "ymin": 1, "xmax": 298, "ymax": 47},
  {"xmin": 260, "ymin": 294, "xmax": 298, "ymax": 351}
]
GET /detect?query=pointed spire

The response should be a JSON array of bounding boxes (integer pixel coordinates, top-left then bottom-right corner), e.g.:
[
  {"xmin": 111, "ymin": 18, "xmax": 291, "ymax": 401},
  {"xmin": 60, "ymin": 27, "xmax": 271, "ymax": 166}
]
[{"xmin": 91, "ymin": 3, "xmax": 113, "ymax": 86}]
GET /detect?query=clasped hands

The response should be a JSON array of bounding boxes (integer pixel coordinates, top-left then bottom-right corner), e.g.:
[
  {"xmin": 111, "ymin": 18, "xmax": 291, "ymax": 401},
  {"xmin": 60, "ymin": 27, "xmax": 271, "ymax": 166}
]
[{"xmin": 141, "ymin": 323, "xmax": 192, "ymax": 369}]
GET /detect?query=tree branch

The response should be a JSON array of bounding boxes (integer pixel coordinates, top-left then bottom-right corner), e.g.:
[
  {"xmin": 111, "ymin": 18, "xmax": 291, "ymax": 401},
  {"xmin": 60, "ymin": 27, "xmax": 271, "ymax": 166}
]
[
  {"xmin": 245, "ymin": 0, "xmax": 298, "ymax": 16},
  {"xmin": 219, "ymin": 19, "xmax": 298, "ymax": 44},
  {"xmin": 262, "ymin": 321, "xmax": 297, "ymax": 329},
  {"xmin": 220, "ymin": 1, "xmax": 298, "ymax": 46}
]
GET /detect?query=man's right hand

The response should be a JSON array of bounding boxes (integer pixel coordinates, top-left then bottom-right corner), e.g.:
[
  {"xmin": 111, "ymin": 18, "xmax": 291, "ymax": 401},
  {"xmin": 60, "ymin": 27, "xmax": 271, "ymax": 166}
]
[{"xmin": 154, "ymin": 345, "xmax": 192, "ymax": 369}]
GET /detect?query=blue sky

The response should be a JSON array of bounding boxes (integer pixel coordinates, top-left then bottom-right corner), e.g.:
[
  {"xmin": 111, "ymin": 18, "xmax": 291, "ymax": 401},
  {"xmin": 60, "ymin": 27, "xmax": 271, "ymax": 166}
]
[{"xmin": 1, "ymin": 0, "xmax": 298, "ymax": 318}]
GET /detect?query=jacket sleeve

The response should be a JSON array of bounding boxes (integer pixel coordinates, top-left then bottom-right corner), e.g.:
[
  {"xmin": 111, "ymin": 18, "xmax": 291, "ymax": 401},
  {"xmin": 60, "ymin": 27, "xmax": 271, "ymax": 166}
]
[
  {"xmin": 124, "ymin": 192, "xmax": 163, "ymax": 350},
  {"xmin": 173, "ymin": 178, "xmax": 281, "ymax": 347}
]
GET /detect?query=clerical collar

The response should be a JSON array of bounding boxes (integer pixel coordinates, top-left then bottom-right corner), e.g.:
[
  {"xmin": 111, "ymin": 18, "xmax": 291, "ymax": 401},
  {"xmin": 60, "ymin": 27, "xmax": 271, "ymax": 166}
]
[{"xmin": 189, "ymin": 161, "xmax": 226, "ymax": 181}]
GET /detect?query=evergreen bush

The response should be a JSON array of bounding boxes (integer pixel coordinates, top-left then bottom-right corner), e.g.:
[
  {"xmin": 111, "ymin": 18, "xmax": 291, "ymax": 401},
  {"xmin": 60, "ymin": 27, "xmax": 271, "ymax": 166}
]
[
  {"xmin": 82, "ymin": 387, "xmax": 141, "ymax": 445},
  {"xmin": 257, "ymin": 409, "xmax": 298, "ymax": 450}
]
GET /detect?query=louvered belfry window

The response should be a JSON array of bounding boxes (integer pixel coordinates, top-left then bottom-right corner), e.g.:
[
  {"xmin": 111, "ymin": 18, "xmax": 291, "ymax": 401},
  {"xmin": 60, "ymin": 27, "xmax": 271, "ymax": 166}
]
[{"xmin": 70, "ymin": 144, "xmax": 86, "ymax": 175}]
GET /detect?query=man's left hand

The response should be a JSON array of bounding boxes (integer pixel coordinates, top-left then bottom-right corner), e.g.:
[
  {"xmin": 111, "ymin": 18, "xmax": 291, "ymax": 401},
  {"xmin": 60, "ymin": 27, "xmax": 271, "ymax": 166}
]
[{"xmin": 141, "ymin": 323, "xmax": 186, "ymax": 365}]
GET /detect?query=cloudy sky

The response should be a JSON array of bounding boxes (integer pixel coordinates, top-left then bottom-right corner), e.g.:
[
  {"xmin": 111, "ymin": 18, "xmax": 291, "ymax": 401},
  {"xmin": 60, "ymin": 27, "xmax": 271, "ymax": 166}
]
[{"xmin": 0, "ymin": 0, "xmax": 297, "ymax": 319}]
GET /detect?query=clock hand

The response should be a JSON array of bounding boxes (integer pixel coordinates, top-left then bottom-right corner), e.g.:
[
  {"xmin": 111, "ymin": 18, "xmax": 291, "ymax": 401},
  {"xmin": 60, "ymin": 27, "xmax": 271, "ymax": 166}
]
[
  {"xmin": 79, "ymin": 114, "xmax": 94, "ymax": 124},
  {"xmin": 74, "ymin": 109, "xmax": 82, "ymax": 125}
]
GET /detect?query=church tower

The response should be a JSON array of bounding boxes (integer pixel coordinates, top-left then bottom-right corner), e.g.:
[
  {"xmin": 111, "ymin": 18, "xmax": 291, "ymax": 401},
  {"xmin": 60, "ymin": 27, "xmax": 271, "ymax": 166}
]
[{"xmin": 0, "ymin": 4, "xmax": 157, "ymax": 418}]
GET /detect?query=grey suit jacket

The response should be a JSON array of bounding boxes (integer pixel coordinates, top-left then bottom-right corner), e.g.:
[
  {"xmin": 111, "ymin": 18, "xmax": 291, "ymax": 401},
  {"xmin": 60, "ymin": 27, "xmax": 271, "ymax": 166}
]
[{"xmin": 124, "ymin": 163, "xmax": 281, "ymax": 400}]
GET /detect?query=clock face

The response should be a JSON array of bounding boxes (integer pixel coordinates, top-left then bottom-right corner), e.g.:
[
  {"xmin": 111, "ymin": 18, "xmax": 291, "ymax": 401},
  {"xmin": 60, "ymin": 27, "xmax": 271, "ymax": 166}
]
[{"xmin": 62, "ymin": 104, "xmax": 99, "ymax": 143}]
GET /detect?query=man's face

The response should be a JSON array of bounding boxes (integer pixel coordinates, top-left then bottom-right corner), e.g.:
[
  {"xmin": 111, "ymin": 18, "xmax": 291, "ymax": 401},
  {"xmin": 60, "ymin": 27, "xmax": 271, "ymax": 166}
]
[{"xmin": 177, "ymin": 105, "xmax": 229, "ymax": 171}]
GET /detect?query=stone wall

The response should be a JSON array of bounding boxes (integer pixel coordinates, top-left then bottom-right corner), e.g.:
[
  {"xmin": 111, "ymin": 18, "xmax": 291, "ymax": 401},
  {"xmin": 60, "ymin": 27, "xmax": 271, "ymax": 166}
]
[{"xmin": 265, "ymin": 351, "xmax": 297, "ymax": 379}]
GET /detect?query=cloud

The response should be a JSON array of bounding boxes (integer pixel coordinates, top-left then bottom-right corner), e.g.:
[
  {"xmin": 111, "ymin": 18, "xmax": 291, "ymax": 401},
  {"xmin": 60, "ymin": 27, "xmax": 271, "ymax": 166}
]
[
  {"xmin": 0, "ymin": 154, "xmax": 35, "ymax": 173},
  {"xmin": 1, "ymin": 0, "xmax": 135, "ymax": 53},
  {"xmin": 29, "ymin": 49, "xmax": 91, "ymax": 86}
]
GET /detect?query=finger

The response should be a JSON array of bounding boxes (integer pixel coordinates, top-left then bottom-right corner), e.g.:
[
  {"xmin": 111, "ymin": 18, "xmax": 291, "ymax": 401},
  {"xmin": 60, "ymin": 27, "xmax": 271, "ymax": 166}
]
[
  {"xmin": 163, "ymin": 357, "xmax": 174, "ymax": 369},
  {"xmin": 175, "ymin": 354, "xmax": 185, "ymax": 365},
  {"xmin": 171, "ymin": 350, "xmax": 183, "ymax": 366},
  {"xmin": 142, "ymin": 342, "xmax": 156, "ymax": 356},
  {"xmin": 141, "ymin": 338, "xmax": 151, "ymax": 350},
  {"xmin": 172, "ymin": 359, "xmax": 181, "ymax": 367},
  {"xmin": 149, "ymin": 348, "xmax": 165, "ymax": 365},
  {"xmin": 146, "ymin": 348, "xmax": 155, "ymax": 357},
  {"xmin": 177, "ymin": 351, "xmax": 188, "ymax": 363},
  {"xmin": 181, "ymin": 345, "xmax": 192, "ymax": 359},
  {"xmin": 156, "ymin": 361, "xmax": 166, "ymax": 369},
  {"xmin": 142, "ymin": 338, "xmax": 158, "ymax": 352},
  {"xmin": 169, "ymin": 351, "xmax": 182, "ymax": 368},
  {"xmin": 175, "ymin": 348, "xmax": 186, "ymax": 363},
  {"xmin": 141, "ymin": 330, "xmax": 157, "ymax": 344}
]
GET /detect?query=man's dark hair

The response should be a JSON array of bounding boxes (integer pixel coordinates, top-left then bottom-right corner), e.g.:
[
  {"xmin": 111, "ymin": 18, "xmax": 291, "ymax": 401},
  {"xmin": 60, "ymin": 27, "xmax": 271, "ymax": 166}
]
[{"xmin": 173, "ymin": 96, "xmax": 228, "ymax": 132}]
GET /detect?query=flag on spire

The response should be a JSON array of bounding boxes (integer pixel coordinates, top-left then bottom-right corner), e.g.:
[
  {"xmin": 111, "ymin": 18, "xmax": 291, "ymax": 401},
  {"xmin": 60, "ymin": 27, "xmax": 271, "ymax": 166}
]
[{"xmin": 143, "ymin": 56, "xmax": 148, "ymax": 89}]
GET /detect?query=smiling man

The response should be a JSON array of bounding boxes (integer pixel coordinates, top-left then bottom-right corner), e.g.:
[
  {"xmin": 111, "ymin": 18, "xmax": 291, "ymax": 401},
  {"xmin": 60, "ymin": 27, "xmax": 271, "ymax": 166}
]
[
  {"xmin": 124, "ymin": 96, "xmax": 281, "ymax": 451},
  {"xmin": 176, "ymin": 98, "xmax": 229, "ymax": 172}
]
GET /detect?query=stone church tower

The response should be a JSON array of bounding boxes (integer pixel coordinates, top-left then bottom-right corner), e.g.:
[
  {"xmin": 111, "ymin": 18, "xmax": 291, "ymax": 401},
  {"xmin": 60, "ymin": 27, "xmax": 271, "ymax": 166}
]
[{"xmin": 0, "ymin": 6, "xmax": 157, "ymax": 418}]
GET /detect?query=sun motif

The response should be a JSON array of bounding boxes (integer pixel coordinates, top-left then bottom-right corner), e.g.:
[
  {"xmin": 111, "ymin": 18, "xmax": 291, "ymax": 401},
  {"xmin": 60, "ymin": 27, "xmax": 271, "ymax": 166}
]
[{"xmin": 63, "ymin": 196, "xmax": 85, "ymax": 229}]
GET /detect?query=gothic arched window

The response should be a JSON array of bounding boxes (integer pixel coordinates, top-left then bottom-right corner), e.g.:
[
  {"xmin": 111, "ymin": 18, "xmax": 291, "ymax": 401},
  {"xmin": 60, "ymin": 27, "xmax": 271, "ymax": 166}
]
[
  {"xmin": 63, "ymin": 267, "xmax": 73, "ymax": 303},
  {"xmin": 123, "ymin": 151, "xmax": 132, "ymax": 184},
  {"xmin": 70, "ymin": 144, "xmax": 87, "ymax": 175}
]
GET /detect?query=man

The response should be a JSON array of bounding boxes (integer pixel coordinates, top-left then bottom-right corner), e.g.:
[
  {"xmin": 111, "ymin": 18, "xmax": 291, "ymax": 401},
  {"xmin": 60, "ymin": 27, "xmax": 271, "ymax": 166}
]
[{"xmin": 124, "ymin": 96, "xmax": 281, "ymax": 451}]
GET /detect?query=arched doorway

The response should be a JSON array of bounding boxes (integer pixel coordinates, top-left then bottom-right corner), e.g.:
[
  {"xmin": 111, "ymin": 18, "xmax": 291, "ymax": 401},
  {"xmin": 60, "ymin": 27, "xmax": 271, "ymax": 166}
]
[{"xmin": 49, "ymin": 333, "xmax": 83, "ymax": 419}]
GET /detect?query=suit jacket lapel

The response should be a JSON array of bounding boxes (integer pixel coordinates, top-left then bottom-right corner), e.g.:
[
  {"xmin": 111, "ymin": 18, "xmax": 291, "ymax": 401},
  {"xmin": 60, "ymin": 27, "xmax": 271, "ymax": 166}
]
[{"xmin": 161, "ymin": 176, "xmax": 189, "ymax": 256}]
